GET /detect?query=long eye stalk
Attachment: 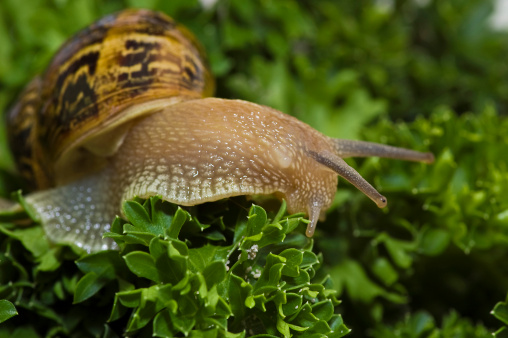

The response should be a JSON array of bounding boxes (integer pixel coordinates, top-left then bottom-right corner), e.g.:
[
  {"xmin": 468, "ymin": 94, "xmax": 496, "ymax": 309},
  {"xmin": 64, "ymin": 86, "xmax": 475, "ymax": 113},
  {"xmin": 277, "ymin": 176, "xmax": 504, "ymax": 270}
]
[
  {"xmin": 308, "ymin": 150, "xmax": 387, "ymax": 208},
  {"xmin": 333, "ymin": 139, "xmax": 434, "ymax": 163}
]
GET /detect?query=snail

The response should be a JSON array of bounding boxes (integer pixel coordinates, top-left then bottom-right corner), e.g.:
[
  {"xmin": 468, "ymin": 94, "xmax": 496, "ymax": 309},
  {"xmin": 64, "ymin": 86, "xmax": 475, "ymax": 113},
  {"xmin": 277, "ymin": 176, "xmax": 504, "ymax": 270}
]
[{"xmin": 6, "ymin": 9, "xmax": 434, "ymax": 253}]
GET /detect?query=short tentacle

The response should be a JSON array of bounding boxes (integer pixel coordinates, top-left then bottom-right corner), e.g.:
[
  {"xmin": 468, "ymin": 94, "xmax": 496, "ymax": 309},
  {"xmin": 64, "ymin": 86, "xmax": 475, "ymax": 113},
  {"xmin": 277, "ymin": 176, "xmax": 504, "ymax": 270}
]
[
  {"xmin": 308, "ymin": 150, "xmax": 387, "ymax": 208},
  {"xmin": 306, "ymin": 200, "xmax": 322, "ymax": 237},
  {"xmin": 332, "ymin": 139, "xmax": 434, "ymax": 163}
]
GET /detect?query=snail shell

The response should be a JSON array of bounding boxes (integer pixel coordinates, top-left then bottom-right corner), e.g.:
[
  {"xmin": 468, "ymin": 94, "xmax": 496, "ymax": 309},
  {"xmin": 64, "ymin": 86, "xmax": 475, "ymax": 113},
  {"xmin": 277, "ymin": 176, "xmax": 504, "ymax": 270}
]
[
  {"xmin": 7, "ymin": 10, "xmax": 434, "ymax": 252},
  {"xmin": 8, "ymin": 9, "xmax": 214, "ymax": 190}
]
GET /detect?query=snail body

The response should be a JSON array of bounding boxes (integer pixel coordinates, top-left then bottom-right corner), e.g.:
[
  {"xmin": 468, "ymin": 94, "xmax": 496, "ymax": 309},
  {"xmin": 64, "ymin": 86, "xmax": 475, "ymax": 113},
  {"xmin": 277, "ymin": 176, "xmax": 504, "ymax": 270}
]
[{"xmin": 7, "ymin": 10, "xmax": 433, "ymax": 252}]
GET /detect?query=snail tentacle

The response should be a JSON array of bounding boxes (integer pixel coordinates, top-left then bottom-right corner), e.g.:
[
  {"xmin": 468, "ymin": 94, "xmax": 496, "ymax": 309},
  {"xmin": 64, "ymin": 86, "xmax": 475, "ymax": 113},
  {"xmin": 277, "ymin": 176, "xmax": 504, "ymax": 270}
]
[
  {"xmin": 308, "ymin": 150, "xmax": 387, "ymax": 208},
  {"xmin": 306, "ymin": 200, "xmax": 323, "ymax": 237},
  {"xmin": 333, "ymin": 139, "xmax": 434, "ymax": 164}
]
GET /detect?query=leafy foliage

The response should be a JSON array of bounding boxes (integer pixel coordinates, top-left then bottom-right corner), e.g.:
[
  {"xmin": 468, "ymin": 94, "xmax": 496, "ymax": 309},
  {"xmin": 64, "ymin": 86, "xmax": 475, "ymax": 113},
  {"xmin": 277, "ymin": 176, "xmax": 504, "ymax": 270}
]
[
  {"xmin": 0, "ymin": 300, "xmax": 17, "ymax": 323},
  {"xmin": 316, "ymin": 106, "xmax": 508, "ymax": 335},
  {"xmin": 370, "ymin": 310, "xmax": 494, "ymax": 338},
  {"xmin": 494, "ymin": 298, "xmax": 508, "ymax": 322},
  {"xmin": 0, "ymin": 198, "xmax": 348, "ymax": 336},
  {"xmin": 1, "ymin": 0, "xmax": 508, "ymax": 337}
]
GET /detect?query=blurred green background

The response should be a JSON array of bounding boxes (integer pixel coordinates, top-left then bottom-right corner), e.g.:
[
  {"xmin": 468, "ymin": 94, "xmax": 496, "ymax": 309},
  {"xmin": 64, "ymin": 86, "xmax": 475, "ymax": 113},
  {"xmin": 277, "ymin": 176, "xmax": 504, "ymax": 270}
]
[{"xmin": 1, "ymin": 0, "xmax": 508, "ymax": 337}]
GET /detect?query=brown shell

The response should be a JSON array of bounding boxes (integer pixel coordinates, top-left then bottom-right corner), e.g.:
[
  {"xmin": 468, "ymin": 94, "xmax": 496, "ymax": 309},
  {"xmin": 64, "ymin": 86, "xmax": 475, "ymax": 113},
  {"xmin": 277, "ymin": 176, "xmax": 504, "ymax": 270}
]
[{"xmin": 8, "ymin": 9, "xmax": 214, "ymax": 189}]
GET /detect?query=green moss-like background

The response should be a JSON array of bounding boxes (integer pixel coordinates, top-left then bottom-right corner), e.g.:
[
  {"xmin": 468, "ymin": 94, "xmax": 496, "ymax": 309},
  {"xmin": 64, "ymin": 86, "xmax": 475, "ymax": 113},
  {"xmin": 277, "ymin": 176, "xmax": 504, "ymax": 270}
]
[{"xmin": 1, "ymin": 0, "xmax": 508, "ymax": 337}]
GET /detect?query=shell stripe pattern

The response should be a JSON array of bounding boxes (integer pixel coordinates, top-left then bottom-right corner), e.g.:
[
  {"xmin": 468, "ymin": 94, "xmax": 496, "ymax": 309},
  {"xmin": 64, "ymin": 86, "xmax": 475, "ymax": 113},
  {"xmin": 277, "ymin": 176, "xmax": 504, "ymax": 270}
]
[
  {"xmin": 8, "ymin": 9, "xmax": 213, "ymax": 189},
  {"xmin": 7, "ymin": 77, "xmax": 48, "ymax": 189}
]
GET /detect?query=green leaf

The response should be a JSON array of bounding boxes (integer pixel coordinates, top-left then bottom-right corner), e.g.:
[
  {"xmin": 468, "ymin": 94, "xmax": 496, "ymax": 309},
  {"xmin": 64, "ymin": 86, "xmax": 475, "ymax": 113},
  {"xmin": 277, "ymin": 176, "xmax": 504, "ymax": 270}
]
[
  {"xmin": 171, "ymin": 312, "xmax": 196, "ymax": 336},
  {"xmin": 228, "ymin": 274, "xmax": 253, "ymax": 323},
  {"xmin": 300, "ymin": 251, "xmax": 319, "ymax": 269},
  {"xmin": 374, "ymin": 233, "xmax": 415, "ymax": 269},
  {"xmin": 253, "ymin": 254, "xmax": 285, "ymax": 295},
  {"xmin": 328, "ymin": 315, "xmax": 351, "ymax": 337},
  {"xmin": 76, "ymin": 250, "xmax": 126, "ymax": 278},
  {"xmin": 12, "ymin": 189, "xmax": 40, "ymax": 222},
  {"xmin": 292, "ymin": 303, "xmax": 319, "ymax": 327},
  {"xmin": 0, "ymin": 225, "xmax": 49, "ymax": 258},
  {"xmin": 419, "ymin": 227, "xmax": 451, "ymax": 256},
  {"xmin": 371, "ymin": 257, "xmax": 399, "ymax": 287},
  {"xmin": 281, "ymin": 294, "xmax": 302, "ymax": 317},
  {"xmin": 280, "ymin": 248, "xmax": 303, "ymax": 278},
  {"xmin": 311, "ymin": 300, "xmax": 334, "ymax": 322},
  {"xmin": 150, "ymin": 196, "xmax": 176, "ymax": 234},
  {"xmin": 201, "ymin": 230, "xmax": 226, "ymax": 241},
  {"xmin": 35, "ymin": 247, "xmax": 61, "ymax": 272},
  {"xmin": 120, "ymin": 223, "xmax": 156, "ymax": 246},
  {"xmin": 406, "ymin": 311, "xmax": 435, "ymax": 336},
  {"xmin": 166, "ymin": 207, "xmax": 189, "ymax": 239},
  {"xmin": 149, "ymin": 238, "xmax": 175, "ymax": 283},
  {"xmin": 493, "ymin": 297, "xmax": 508, "ymax": 326},
  {"xmin": 202, "ymin": 261, "xmax": 227, "ymax": 289},
  {"xmin": 153, "ymin": 309, "xmax": 175, "ymax": 337},
  {"xmin": 0, "ymin": 300, "xmax": 18, "ymax": 323},
  {"xmin": 330, "ymin": 259, "xmax": 406, "ymax": 304},
  {"xmin": 123, "ymin": 200, "xmax": 154, "ymax": 232},
  {"xmin": 73, "ymin": 271, "xmax": 108, "ymax": 303},
  {"xmin": 109, "ymin": 293, "xmax": 128, "ymax": 322},
  {"xmin": 493, "ymin": 327, "xmax": 507, "ymax": 338},
  {"xmin": 165, "ymin": 241, "xmax": 189, "ymax": 283},
  {"xmin": 247, "ymin": 205, "xmax": 268, "ymax": 236},
  {"xmin": 272, "ymin": 200, "xmax": 287, "ymax": 224},
  {"xmin": 110, "ymin": 216, "xmax": 124, "ymax": 235},
  {"xmin": 189, "ymin": 244, "xmax": 229, "ymax": 272},
  {"xmin": 277, "ymin": 315, "xmax": 291, "ymax": 337},
  {"xmin": 117, "ymin": 289, "xmax": 143, "ymax": 308},
  {"xmin": 124, "ymin": 251, "xmax": 159, "ymax": 282}
]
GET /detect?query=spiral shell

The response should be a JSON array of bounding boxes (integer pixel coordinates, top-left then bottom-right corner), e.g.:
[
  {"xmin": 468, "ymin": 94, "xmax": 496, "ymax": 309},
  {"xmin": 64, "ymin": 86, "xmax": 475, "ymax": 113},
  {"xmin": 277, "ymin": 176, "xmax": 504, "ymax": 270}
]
[{"xmin": 8, "ymin": 9, "xmax": 214, "ymax": 189}]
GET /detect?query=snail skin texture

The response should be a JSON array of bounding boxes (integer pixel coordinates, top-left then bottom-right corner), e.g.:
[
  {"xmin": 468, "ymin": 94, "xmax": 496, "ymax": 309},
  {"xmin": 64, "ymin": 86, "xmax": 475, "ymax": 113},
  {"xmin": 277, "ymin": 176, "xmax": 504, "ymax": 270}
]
[{"xmin": 7, "ymin": 10, "xmax": 434, "ymax": 252}]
